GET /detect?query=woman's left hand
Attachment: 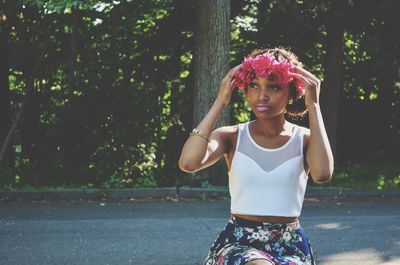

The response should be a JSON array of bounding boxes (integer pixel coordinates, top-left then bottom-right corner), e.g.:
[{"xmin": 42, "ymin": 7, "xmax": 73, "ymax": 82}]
[{"xmin": 291, "ymin": 66, "xmax": 321, "ymax": 108}]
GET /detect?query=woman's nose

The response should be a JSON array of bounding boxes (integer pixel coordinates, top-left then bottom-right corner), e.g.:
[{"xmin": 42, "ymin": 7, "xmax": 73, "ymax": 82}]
[{"xmin": 259, "ymin": 87, "xmax": 269, "ymax": 100}]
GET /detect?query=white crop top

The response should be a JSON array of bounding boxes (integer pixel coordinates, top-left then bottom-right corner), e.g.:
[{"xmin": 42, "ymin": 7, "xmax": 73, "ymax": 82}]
[{"xmin": 228, "ymin": 121, "xmax": 308, "ymax": 217}]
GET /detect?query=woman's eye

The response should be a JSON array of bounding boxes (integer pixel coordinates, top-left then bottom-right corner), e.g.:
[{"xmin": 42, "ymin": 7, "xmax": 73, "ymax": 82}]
[
  {"xmin": 249, "ymin": 82, "xmax": 258, "ymax": 88},
  {"xmin": 270, "ymin": 85, "xmax": 281, "ymax": 91}
]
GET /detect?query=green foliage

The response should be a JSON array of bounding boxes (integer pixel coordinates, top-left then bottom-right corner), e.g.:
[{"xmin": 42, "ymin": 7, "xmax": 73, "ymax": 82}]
[
  {"xmin": 3, "ymin": 0, "xmax": 189, "ymax": 188},
  {"xmin": 0, "ymin": 166, "xmax": 14, "ymax": 187},
  {"xmin": 316, "ymin": 162, "xmax": 400, "ymax": 190},
  {"xmin": 22, "ymin": 0, "xmax": 95, "ymax": 13},
  {"xmin": 376, "ymin": 174, "xmax": 400, "ymax": 190},
  {"xmin": 1, "ymin": 0, "xmax": 399, "ymax": 189}
]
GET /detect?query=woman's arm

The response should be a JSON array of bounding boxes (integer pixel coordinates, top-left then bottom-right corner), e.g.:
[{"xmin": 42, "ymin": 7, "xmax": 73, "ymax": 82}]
[
  {"xmin": 178, "ymin": 100, "xmax": 226, "ymax": 173},
  {"xmin": 293, "ymin": 67, "xmax": 334, "ymax": 183},
  {"xmin": 306, "ymin": 104, "xmax": 334, "ymax": 183},
  {"xmin": 178, "ymin": 65, "xmax": 241, "ymax": 173}
]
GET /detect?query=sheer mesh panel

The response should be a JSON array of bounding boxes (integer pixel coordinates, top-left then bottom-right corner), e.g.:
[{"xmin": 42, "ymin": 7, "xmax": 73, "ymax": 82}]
[{"xmin": 236, "ymin": 122, "xmax": 303, "ymax": 172}]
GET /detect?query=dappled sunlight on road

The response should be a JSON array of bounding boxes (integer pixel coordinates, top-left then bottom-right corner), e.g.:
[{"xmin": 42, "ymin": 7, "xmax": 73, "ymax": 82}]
[
  {"xmin": 301, "ymin": 200, "xmax": 400, "ymax": 265},
  {"xmin": 319, "ymin": 248, "xmax": 400, "ymax": 265},
  {"xmin": 315, "ymin": 222, "xmax": 350, "ymax": 230},
  {"xmin": 1, "ymin": 200, "xmax": 399, "ymax": 265}
]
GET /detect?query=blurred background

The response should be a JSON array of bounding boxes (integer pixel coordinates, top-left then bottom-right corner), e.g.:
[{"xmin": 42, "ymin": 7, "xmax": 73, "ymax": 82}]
[{"xmin": 0, "ymin": 0, "xmax": 398, "ymax": 191}]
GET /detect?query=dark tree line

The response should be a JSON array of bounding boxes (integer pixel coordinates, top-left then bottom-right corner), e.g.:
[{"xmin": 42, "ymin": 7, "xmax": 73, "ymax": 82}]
[{"xmin": 0, "ymin": 0, "xmax": 399, "ymax": 188}]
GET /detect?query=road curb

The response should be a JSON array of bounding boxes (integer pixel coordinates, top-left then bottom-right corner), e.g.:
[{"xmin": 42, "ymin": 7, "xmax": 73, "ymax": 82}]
[
  {"xmin": 0, "ymin": 187, "xmax": 399, "ymax": 202},
  {"xmin": 0, "ymin": 188, "xmax": 178, "ymax": 202}
]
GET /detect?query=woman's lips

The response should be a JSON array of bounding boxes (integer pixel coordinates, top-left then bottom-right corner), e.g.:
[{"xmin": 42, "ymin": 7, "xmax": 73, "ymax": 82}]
[{"xmin": 255, "ymin": 104, "xmax": 270, "ymax": 112}]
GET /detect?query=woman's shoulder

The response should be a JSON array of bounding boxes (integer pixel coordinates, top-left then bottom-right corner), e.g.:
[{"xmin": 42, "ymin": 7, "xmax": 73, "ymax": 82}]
[
  {"xmin": 215, "ymin": 121, "xmax": 250, "ymax": 135},
  {"xmin": 292, "ymin": 124, "xmax": 310, "ymax": 149},
  {"xmin": 213, "ymin": 124, "xmax": 242, "ymax": 150},
  {"xmin": 294, "ymin": 124, "xmax": 310, "ymax": 136},
  {"xmin": 213, "ymin": 124, "xmax": 240, "ymax": 136}
]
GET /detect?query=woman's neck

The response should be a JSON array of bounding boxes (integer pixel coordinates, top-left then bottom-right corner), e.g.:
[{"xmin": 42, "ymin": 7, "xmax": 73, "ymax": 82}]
[{"xmin": 252, "ymin": 115, "xmax": 289, "ymax": 137}]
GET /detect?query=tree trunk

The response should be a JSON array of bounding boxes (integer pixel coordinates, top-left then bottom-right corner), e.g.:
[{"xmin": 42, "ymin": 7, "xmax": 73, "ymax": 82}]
[
  {"xmin": 375, "ymin": 62, "xmax": 397, "ymax": 160},
  {"xmin": 0, "ymin": 9, "xmax": 14, "ymax": 180},
  {"xmin": 321, "ymin": 0, "xmax": 346, "ymax": 163},
  {"xmin": 70, "ymin": 8, "xmax": 78, "ymax": 86},
  {"xmin": 193, "ymin": 0, "xmax": 230, "ymax": 185}
]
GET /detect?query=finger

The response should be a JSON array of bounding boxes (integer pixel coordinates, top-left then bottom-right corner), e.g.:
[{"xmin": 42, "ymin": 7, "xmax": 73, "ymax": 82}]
[
  {"xmin": 224, "ymin": 67, "xmax": 239, "ymax": 81},
  {"xmin": 291, "ymin": 73, "xmax": 313, "ymax": 85},
  {"xmin": 291, "ymin": 73, "xmax": 319, "ymax": 87},
  {"xmin": 226, "ymin": 65, "xmax": 242, "ymax": 82},
  {"xmin": 292, "ymin": 65, "xmax": 320, "ymax": 83},
  {"xmin": 230, "ymin": 79, "xmax": 236, "ymax": 90},
  {"xmin": 229, "ymin": 64, "xmax": 242, "ymax": 75}
]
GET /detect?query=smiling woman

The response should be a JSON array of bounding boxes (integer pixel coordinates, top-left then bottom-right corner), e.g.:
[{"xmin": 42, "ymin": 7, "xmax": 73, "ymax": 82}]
[{"xmin": 179, "ymin": 47, "xmax": 334, "ymax": 265}]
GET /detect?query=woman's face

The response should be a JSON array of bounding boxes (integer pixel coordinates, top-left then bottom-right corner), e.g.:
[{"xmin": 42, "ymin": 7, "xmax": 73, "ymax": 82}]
[{"xmin": 245, "ymin": 77, "xmax": 291, "ymax": 119}]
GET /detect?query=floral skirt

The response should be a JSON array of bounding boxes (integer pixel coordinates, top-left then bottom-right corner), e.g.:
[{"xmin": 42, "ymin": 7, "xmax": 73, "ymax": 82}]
[{"xmin": 203, "ymin": 216, "xmax": 315, "ymax": 265}]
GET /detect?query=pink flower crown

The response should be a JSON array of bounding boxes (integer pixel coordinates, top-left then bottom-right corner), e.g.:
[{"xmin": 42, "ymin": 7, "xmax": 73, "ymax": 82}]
[{"xmin": 232, "ymin": 52, "xmax": 305, "ymax": 97}]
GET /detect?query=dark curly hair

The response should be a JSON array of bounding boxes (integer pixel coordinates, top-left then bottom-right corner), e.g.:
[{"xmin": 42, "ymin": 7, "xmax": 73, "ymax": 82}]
[{"xmin": 244, "ymin": 47, "xmax": 307, "ymax": 118}]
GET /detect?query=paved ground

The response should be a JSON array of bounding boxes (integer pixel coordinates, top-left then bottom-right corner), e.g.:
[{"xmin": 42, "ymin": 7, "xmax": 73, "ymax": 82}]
[{"xmin": 0, "ymin": 198, "xmax": 399, "ymax": 265}]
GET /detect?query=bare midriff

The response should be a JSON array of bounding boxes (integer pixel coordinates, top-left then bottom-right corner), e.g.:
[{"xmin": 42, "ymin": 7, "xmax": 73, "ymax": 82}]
[{"xmin": 232, "ymin": 213, "xmax": 298, "ymax": 224}]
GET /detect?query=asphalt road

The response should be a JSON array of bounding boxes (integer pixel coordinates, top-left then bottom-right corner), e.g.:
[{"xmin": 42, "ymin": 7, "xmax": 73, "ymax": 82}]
[{"xmin": 0, "ymin": 198, "xmax": 399, "ymax": 265}]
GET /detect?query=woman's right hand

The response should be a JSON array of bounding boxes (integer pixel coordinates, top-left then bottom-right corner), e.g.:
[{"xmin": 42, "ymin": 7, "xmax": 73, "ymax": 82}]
[{"xmin": 216, "ymin": 64, "xmax": 242, "ymax": 106}]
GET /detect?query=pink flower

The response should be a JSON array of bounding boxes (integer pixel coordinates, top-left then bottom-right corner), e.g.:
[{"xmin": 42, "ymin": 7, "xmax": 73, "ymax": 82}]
[{"xmin": 233, "ymin": 52, "xmax": 305, "ymax": 97}]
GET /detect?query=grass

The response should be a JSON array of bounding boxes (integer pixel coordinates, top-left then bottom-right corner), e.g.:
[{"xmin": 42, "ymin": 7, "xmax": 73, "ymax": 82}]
[
  {"xmin": 1, "ymin": 161, "xmax": 399, "ymax": 192},
  {"xmin": 310, "ymin": 161, "xmax": 400, "ymax": 190}
]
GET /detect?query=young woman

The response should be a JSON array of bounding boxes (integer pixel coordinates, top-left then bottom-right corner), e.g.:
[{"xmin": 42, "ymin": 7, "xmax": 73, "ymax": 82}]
[{"xmin": 179, "ymin": 48, "xmax": 334, "ymax": 265}]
